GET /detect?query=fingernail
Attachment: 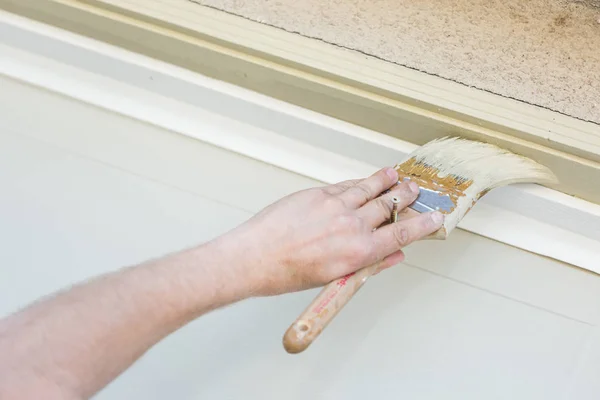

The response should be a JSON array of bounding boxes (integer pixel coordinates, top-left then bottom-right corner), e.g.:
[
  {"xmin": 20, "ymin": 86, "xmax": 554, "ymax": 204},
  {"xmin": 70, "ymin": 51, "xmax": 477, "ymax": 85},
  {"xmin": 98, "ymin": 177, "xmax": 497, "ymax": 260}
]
[
  {"xmin": 431, "ymin": 211, "xmax": 445, "ymax": 225},
  {"xmin": 385, "ymin": 167, "xmax": 398, "ymax": 181},
  {"xmin": 408, "ymin": 181, "xmax": 420, "ymax": 194}
]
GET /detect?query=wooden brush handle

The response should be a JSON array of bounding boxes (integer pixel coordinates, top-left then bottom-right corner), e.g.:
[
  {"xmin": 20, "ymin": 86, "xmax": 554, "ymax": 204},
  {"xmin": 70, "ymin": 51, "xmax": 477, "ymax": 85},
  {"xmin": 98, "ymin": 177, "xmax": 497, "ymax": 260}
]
[
  {"xmin": 283, "ymin": 208, "xmax": 447, "ymax": 354},
  {"xmin": 282, "ymin": 262, "xmax": 380, "ymax": 354}
]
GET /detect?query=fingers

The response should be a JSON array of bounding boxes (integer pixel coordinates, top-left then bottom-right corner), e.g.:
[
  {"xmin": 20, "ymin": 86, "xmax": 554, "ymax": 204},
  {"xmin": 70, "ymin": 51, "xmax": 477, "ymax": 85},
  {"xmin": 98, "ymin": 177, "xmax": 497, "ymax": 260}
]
[
  {"xmin": 337, "ymin": 167, "xmax": 398, "ymax": 209},
  {"xmin": 372, "ymin": 211, "xmax": 444, "ymax": 256},
  {"xmin": 356, "ymin": 180, "xmax": 420, "ymax": 228},
  {"xmin": 373, "ymin": 250, "xmax": 405, "ymax": 275},
  {"xmin": 324, "ymin": 179, "xmax": 362, "ymax": 195}
]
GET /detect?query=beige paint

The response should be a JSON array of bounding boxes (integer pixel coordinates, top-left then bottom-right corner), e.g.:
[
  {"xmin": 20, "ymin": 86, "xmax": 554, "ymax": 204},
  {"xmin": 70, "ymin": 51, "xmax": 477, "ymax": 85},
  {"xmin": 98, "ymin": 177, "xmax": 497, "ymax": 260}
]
[{"xmin": 1, "ymin": 0, "xmax": 599, "ymax": 205}]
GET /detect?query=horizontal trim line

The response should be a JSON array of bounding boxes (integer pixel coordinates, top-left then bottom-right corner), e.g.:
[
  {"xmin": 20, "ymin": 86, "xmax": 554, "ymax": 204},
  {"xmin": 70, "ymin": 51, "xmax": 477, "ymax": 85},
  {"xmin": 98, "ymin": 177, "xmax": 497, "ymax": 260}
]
[
  {"xmin": 0, "ymin": 10, "xmax": 598, "ymax": 274},
  {"xmin": 1, "ymin": 0, "xmax": 596, "ymax": 203}
]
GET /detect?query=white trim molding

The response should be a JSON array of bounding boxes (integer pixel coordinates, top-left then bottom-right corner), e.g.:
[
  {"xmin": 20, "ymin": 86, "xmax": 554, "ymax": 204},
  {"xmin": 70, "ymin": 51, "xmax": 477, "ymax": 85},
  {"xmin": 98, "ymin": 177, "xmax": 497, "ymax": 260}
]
[
  {"xmin": 1, "ymin": 0, "xmax": 599, "ymax": 205},
  {"xmin": 0, "ymin": 10, "xmax": 599, "ymax": 273}
]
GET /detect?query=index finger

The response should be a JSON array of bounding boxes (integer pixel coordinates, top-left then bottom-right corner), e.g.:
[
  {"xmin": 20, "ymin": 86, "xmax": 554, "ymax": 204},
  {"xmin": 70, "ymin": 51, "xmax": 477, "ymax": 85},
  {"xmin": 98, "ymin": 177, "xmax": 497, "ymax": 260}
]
[
  {"xmin": 337, "ymin": 167, "xmax": 398, "ymax": 209},
  {"xmin": 372, "ymin": 211, "xmax": 444, "ymax": 256}
]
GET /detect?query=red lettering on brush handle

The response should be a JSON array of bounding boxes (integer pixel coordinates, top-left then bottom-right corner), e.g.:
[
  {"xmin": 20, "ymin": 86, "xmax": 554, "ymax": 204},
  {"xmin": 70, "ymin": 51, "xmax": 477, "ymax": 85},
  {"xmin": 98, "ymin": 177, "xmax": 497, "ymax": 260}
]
[{"xmin": 311, "ymin": 272, "xmax": 356, "ymax": 314}]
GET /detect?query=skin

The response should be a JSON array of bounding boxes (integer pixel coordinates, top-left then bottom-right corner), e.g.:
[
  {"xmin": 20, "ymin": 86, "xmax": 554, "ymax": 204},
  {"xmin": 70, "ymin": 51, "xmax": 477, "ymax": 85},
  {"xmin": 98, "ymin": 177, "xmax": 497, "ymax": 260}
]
[{"xmin": 0, "ymin": 167, "xmax": 443, "ymax": 400}]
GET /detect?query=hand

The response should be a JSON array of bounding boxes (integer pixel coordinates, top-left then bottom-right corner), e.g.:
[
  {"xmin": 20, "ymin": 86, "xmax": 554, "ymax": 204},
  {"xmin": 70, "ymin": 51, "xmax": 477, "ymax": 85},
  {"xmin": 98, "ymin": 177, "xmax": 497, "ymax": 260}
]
[
  {"xmin": 0, "ymin": 167, "xmax": 444, "ymax": 399},
  {"xmin": 223, "ymin": 167, "xmax": 444, "ymax": 296}
]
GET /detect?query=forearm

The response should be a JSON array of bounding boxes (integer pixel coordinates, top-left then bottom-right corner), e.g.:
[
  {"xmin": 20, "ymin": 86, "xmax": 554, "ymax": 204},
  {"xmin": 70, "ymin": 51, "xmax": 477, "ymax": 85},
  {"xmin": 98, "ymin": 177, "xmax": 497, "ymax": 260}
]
[
  {"xmin": 0, "ymin": 236, "xmax": 253, "ymax": 400},
  {"xmin": 0, "ymin": 167, "xmax": 441, "ymax": 399}
]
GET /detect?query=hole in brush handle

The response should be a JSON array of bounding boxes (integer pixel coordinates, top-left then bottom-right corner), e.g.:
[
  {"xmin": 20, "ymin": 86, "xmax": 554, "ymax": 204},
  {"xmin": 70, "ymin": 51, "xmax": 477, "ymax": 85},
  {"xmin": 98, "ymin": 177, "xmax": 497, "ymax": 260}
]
[{"xmin": 282, "ymin": 268, "xmax": 378, "ymax": 353}]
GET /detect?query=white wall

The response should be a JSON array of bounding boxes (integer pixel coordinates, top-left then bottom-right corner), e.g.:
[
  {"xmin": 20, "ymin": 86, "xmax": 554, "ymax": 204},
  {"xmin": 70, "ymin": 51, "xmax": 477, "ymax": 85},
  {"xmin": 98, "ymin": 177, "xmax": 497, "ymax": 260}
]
[{"xmin": 2, "ymin": 75, "xmax": 600, "ymax": 399}]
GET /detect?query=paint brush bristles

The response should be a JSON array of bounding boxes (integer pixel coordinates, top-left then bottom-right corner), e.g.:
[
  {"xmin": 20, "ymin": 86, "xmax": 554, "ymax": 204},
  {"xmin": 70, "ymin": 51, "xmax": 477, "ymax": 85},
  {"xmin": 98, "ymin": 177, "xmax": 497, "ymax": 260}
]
[
  {"xmin": 394, "ymin": 137, "xmax": 558, "ymax": 237},
  {"xmin": 281, "ymin": 136, "xmax": 557, "ymax": 354}
]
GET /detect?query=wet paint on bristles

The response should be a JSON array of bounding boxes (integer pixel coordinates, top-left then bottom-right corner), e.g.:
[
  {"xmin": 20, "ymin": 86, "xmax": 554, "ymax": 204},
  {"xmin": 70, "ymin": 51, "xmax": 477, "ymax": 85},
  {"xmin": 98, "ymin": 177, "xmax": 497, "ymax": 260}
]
[{"xmin": 394, "ymin": 137, "xmax": 558, "ymax": 236}]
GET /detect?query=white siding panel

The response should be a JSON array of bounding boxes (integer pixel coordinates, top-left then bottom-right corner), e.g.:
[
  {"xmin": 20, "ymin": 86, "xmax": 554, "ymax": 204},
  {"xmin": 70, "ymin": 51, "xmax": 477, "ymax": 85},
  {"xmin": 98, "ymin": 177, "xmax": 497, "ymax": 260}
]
[{"xmin": 1, "ymin": 73, "xmax": 600, "ymax": 399}]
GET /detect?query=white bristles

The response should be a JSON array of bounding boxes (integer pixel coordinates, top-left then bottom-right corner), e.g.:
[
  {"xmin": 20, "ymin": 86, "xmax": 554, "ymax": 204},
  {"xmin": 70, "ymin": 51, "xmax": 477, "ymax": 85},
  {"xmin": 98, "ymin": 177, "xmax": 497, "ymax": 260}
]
[
  {"xmin": 407, "ymin": 137, "xmax": 557, "ymax": 190},
  {"xmin": 399, "ymin": 137, "xmax": 558, "ymax": 234}
]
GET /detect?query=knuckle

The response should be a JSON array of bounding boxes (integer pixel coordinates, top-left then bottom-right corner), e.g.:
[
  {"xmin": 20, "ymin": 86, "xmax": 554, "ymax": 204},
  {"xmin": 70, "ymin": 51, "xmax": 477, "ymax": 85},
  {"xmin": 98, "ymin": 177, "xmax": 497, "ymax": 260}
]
[
  {"xmin": 304, "ymin": 187, "xmax": 328, "ymax": 200},
  {"xmin": 338, "ymin": 180, "xmax": 358, "ymax": 191},
  {"xmin": 422, "ymin": 213, "xmax": 442, "ymax": 232},
  {"xmin": 325, "ymin": 181, "xmax": 350, "ymax": 194},
  {"xmin": 424, "ymin": 215, "xmax": 436, "ymax": 230},
  {"xmin": 323, "ymin": 194, "xmax": 344, "ymax": 210},
  {"xmin": 374, "ymin": 195, "xmax": 390, "ymax": 210},
  {"xmin": 394, "ymin": 182, "xmax": 418, "ymax": 201},
  {"xmin": 353, "ymin": 184, "xmax": 373, "ymax": 203},
  {"xmin": 393, "ymin": 226, "xmax": 411, "ymax": 247},
  {"xmin": 318, "ymin": 187, "xmax": 334, "ymax": 197},
  {"xmin": 375, "ymin": 196, "xmax": 393, "ymax": 216}
]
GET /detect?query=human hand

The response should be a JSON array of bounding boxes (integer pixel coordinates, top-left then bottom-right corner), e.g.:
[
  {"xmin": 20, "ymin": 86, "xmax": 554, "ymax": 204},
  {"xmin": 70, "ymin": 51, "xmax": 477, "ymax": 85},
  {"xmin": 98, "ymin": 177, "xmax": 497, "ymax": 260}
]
[
  {"xmin": 0, "ymin": 167, "xmax": 446, "ymax": 399},
  {"xmin": 224, "ymin": 167, "xmax": 444, "ymax": 296}
]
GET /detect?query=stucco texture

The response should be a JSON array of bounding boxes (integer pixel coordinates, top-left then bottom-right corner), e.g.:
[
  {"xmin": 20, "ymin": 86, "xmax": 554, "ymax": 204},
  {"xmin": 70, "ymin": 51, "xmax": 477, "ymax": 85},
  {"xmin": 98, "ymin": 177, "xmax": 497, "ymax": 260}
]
[{"xmin": 193, "ymin": 0, "xmax": 600, "ymax": 125}]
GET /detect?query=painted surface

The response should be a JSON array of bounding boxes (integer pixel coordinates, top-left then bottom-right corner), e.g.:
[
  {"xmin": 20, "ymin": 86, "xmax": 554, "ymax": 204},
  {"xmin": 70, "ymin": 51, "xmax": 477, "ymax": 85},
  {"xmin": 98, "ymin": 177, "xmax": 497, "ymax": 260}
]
[{"xmin": 2, "ymin": 76, "xmax": 600, "ymax": 399}]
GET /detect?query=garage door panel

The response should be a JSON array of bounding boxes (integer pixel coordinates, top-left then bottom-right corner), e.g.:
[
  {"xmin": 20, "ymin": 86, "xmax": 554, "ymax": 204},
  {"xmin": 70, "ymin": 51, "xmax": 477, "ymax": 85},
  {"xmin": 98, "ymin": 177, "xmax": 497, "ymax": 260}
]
[
  {"xmin": 0, "ymin": 76, "xmax": 321, "ymax": 215},
  {"xmin": 405, "ymin": 233, "xmax": 600, "ymax": 325},
  {"xmin": 1, "ymin": 63, "xmax": 600, "ymax": 400}
]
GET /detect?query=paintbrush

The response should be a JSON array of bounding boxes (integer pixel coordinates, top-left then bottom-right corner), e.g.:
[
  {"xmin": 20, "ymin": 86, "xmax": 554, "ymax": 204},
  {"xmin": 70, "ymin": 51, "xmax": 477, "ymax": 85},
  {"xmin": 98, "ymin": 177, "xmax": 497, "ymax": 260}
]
[{"xmin": 282, "ymin": 137, "xmax": 557, "ymax": 354}]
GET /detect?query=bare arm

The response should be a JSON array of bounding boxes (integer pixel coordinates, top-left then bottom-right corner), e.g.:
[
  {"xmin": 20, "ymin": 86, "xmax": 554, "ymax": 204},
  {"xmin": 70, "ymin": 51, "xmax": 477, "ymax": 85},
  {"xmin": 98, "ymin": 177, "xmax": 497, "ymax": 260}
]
[{"xmin": 0, "ymin": 167, "xmax": 443, "ymax": 399}]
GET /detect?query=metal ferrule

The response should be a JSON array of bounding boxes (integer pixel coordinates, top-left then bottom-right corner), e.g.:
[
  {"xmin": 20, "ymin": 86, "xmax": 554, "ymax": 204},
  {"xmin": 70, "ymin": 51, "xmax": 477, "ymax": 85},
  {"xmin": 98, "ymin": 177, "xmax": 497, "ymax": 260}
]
[{"xmin": 399, "ymin": 178, "xmax": 456, "ymax": 214}]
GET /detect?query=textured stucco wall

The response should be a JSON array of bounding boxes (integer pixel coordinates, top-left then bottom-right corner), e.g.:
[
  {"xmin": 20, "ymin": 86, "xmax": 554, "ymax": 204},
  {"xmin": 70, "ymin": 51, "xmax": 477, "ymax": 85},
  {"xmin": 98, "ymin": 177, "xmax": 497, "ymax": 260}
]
[{"xmin": 195, "ymin": 0, "xmax": 600, "ymax": 125}]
